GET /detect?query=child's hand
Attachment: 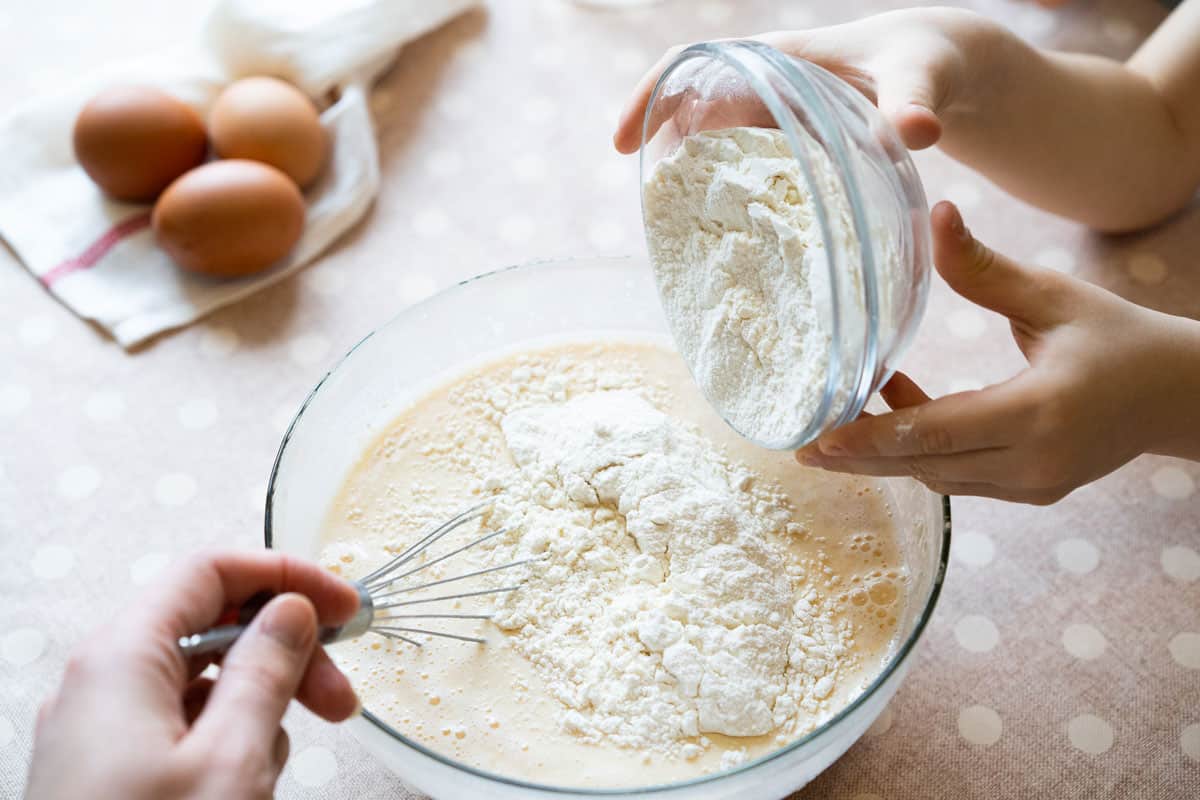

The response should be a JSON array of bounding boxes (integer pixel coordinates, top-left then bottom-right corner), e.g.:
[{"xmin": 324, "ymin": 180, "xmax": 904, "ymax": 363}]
[
  {"xmin": 795, "ymin": 202, "xmax": 1200, "ymax": 505},
  {"xmin": 614, "ymin": 7, "xmax": 998, "ymax": 154},
  {"xmin": 25, "ymin": 551, "xmax": 361, "ymax": 800},
  {"xmin": 615, "ymin": 4, "xmax": 1200, "ymax": 231}
]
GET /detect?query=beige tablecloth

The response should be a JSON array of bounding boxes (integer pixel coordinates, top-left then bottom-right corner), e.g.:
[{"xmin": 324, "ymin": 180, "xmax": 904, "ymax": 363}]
[{"xmin": 1, "ymin": 1, "xmax": 1197, "ymax": 798}]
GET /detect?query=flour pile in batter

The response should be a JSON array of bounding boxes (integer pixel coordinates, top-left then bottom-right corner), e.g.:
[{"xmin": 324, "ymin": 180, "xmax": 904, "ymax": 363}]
[{"xmin": 485, "ymin": 389, "xmax": 849, "ymax": 759}]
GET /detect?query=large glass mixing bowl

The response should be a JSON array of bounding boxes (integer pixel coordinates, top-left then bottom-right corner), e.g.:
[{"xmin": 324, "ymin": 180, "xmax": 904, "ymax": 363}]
[{"xmin": 266, "ymin": 257, "xmax": 950, "ymax": 799}]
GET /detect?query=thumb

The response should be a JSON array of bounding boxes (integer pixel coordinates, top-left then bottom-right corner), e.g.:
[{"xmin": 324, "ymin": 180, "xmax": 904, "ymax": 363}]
[
  {"xmin": 931, "ymin": 201, "xmax": 1067, "ymax": 331},
  {"xmin": 189, "ymin": 593, "xmax": 317, "ymax": 756},
  {"xmin": 874, "ymin": 68, "xmax": 944, "ymax": 150}
]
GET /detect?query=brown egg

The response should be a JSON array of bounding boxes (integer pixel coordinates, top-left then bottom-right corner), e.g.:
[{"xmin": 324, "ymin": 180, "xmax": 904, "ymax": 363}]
[
  {"xmin": 152, "ymin": 159, "xmax": 305, "ymax": 279},
  {"xmin": 209, "ymin": 77, "xmax": 328, "ymax": 188},
  {"xmin": 73, "ymin": 86, "xmax": 208, "ymax": 202}
]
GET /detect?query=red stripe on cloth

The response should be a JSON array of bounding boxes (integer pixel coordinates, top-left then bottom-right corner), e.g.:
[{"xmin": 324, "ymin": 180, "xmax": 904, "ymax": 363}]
[{"xmin": 39, "ymin": 211, "xmax": 153, "ymax": 288}]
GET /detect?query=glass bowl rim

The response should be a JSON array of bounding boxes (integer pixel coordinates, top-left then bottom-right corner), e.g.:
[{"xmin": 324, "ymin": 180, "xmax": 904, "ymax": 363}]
[{"xmin": 264, "ymin": 256, "xmax": 952, "ymax": 795}]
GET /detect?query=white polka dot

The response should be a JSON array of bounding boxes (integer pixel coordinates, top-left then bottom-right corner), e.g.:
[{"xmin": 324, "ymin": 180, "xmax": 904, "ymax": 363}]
[
  {"xmin": 1, "ymin": 629, "xmax": 46, "ymax": 666},
  {"xmin": 155, "ymin": 473, "xmax": 197, "ymax": 507},
  {"xmin": 954, "ymin": 615, "xmax": 999, "ymax": 653},
  {"xmin": 1033, "ymin": 247, "xmax": 1076, "ymax": 273},
  {"xmin": 130, "ymin": 552, "xmax": 170, "ymax": 585},
  {"xmin": 0, "ymin": 384, "xmax": 31, "ymax": 416},
  {"xmin": 177, "ymin": 398, "xmax": 218, "ymax": 430},
  {"xmin": 587, "ymin": 220, "xmax": 626, "ymax": 249},
  {"xmin": 288, "ymin": 334, "xmax": 331, "ymax": 367},
  {"xmin": 530, "ymin": 42, "xmax": 567, "ymax": 70},
  {"xmin": 1151, "ymin": 466, "xmax": 1194, "ymax": 499},
  {"xmin": 57, "ymin": 465, "xmax": 101, "ymax": 501},
  {"xmin": 398, "ymin": 272, "xmax": 438, "ymax": 305},
  {"xmin": 697, "ymin": 0, "xmax": 733, "ymax": 25},
  {"xmin": 1182, "ymin": 723, "xmax": 1200, "ymax": 762},
  {"xmin": 425, "ymin": 149, "xmax": 463, "ymax": 177},
  {"xmin": 612, "ymin": 47, "xmax": 648, "ymax": 74},
  {"xmin": 272, "ymin": 402, "xmax": 299, "ymax": 434},
  {"xmin": 944, "ymin": 182, "xmax": 982, "ymax": 211},
  {"xmin": 0, "ymin": 716, "xmax": 13, "ymax": 748},
  {"xmin": 594, "ymin": 159, "xmax": 632, "ymax": 190},
  {"xmin": 947, "ymin": 377, "xmax": 984, "ymax": 394},
  {"xmin": 953, "ymin": 531, "xmax": 994, "ymax": 567},
  {"xmin": 199, "ymin": 326, "xmax": 239, "ymax": 357},
  {"xmin": 1067, "ymin": 714, "xmax": 1113, "ymax": 755},
  {"xmin": 520, "ymin": 95, "xmax": 556, "ymax": 125},
  {"xmin": 498, "ymin": 214, "xmax": 536, "ymax": 244},
  {"xmin": 436, "ymin": 91, "xmax": 471, "ymax": 121},
  {"xmin": 1162, "ymin": 545, "xmax": 1200, "ymax": 583},
  {"xmin": 412, "ymin": 209, "xmax": 450, "ymax": 238},
  {"xmin": 1055, "ymin": 538, "xmax": 1099, "ymax": 574},
  {"xmin": 957, "ymin": 705, "xmax": 1002, "ymax": 746},
  {"xmin": 778, "ymin": 6, "xmax": 816, "ymax": 27},
  {"xmin": 18, "ymin": 315, "xmax": 57, "ymax": 346},
  {"xmin": 1020, "ymin": 6, "xmax": 1057, "ymax": 37},
  {"xmin": 1101, "ymin": 18, "xmax": 1138, "ymax": 46},
  {"xmin": 1169, "ymin": 632, "xmax": 1200, "ymax": 669},
  {"xmin": 1062, "ymin": 624, "xmax": 1106, "ymax": 660},
  {"xmin": 31, "ymin": 545, "xmax": 74, "ymax": 580},
  {"xmin": 304, "ymin": 266, "xmax": 346, "ymax": 297},
  {"xmin": 290, "ymin": 745, "xmax": 338, "ymax": 787},
  {"xmin": 599, "ymin": 99, "xmax": 624, "ymax": 129},
  {"xmin": 865, "ymin": 704, "xmax": 893, "ymax": 738},
  {"xmin": 250, "ymin": 483, "xmax": 267, "ymax": 513},
  {"xmin": 84, "ymin": 390, "xmax": 125, "ymax": 422},
  {"xmin": 512, "ymin": 152, "xmax": 547, "ymax": 184},
  {"xmin": 1128, "ymin": 252, "xmax": 1167, "ymax": 285},
  {"xmin": 946, "ymin": 308, "xmax": 986, "ymax": 339}
]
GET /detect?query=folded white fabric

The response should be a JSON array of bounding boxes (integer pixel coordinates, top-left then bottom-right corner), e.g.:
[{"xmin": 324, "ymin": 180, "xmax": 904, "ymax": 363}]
[{"xmin": 0, "ymin": 0, "xmax": 477, "ymax": 347}]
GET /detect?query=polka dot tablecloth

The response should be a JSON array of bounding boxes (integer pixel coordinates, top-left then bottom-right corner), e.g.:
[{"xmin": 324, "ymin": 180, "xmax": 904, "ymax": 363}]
[{"xmin": 1, "ymin": 1, "xmax": 1197, "ymax": 798}]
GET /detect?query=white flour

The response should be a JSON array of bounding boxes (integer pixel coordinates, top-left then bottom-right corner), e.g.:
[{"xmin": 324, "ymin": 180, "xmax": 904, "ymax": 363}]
[
  {"xmin": 643, "ymin": 126, "xmax": 863, "ymax": 447},
  {"xmin": 483, "ymin": 388, "xmax": 851, "ymax": 759},
  {"xmin": 319, "ymin": 342, "xmax": 908, "ymax": 782}
]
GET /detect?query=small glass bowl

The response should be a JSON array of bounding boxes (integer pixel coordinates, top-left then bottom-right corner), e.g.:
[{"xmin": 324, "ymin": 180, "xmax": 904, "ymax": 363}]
[
  {"xmin": 266, "ymin": 257, "xmax": 951, "ymax": 799},
  {"xmin": 639, "ymin": 41, "xmax": 932, "ymax": 449}
]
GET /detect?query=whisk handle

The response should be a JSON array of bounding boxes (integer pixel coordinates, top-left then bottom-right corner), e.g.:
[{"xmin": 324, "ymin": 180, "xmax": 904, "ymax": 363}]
[
  {"xmin": 179, "ymin": 626, "xmax": 246, "ymax": 657},
  {"xmin": 176, "ymin": 583, "xmax": 375, "ymax": 659}
]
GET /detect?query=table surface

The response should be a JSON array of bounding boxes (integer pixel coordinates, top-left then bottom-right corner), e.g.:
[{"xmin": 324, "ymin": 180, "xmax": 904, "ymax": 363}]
[{"xmin": 2, "ymin": 1, "xmax": 1198, "ymax": 798}]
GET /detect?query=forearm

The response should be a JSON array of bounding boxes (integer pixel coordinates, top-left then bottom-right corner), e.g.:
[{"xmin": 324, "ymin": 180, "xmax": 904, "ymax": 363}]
[
  {"xmin": 1146, "ymin": 313, "xmax": 1200, "ymax": 463},
  {"xmin": 938, "ymin": 15, "xmax": 1200, "ymax": 232}
]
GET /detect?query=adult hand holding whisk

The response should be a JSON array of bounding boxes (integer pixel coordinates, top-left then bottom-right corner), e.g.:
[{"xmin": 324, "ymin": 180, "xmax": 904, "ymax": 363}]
[{"xmin": 26, "ymin": 551, "xmax": 361, "ymax": 800}]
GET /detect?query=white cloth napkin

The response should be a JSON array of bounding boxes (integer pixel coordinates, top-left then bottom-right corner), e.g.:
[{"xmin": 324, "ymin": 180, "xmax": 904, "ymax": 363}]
[{"xmin": 0, "ymin": 0, "xmax": 477, "ymax": 347}]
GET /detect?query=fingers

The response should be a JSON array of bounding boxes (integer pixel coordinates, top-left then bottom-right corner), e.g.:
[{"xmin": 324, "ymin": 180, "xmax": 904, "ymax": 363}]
[
  {"xmin": 180, "ymin": 630, "xmax": 357, "ymax": 724},
  {"xmin": 909, "ymin": 479, "xmax": 1063, "ymax": 504},
  {"xmin": 134, "ymin": 550, "xmax": 359, "ymax": 653},
  {"xmin": 797, "ymin": 447, "xmax": 1012, "ymax": 485},
  {"xmin": 187, "ymin": 593, "xmax": 317, "ymax": 753},
  {"xmin": 614, "ymin": 45, "xmax": 685, "ymax": 153},
  {"xmin": 874, "ymin": 70, "xmax": 944, "ymax": 149},
  {"xmin": 273, "ymin": 727, "xmax": 291, "ymax": 773},
  {"xmin": 931, "ymin": 201, "xmax": 1068, "ymax": 330},
  {"xmin": 813, "ymin": 375, "xmax": 1036, "ymax": 458},
  {"xmin": 880, "ymin": 371, "xmax": 931, "ymax": 410},
  {"xmin": 295, "ymin": 646, "xmax": 359, "ymax": 723},
  {"xmin": 183, "ymin": 677, "xmax": 215, "ymax": 726}
]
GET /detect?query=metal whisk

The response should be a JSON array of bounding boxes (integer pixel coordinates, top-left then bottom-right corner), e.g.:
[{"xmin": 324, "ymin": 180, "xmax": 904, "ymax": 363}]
[{"xmin": 178, "ymin": 498, "xmax": 529, "ymax": 657}]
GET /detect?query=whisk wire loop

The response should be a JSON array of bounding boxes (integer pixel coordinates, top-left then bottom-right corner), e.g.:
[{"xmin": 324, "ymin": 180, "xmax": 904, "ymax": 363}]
[{"xmin": 178, "ymin": 496, "xmax": 528, "ymax": 657}]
